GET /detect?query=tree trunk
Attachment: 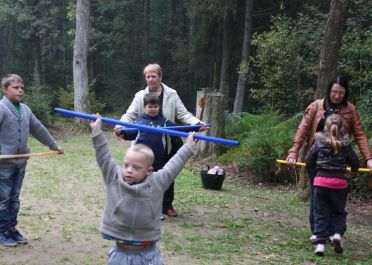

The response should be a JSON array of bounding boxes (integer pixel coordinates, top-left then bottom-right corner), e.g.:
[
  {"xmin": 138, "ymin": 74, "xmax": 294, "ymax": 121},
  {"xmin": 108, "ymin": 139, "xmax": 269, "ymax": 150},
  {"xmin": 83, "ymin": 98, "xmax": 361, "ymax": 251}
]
[
  {"xmin": 219, "ymin": 7, "xmax": 233, "ymax": 110},
  {"xmin": 233, "ymin": 0, "xmax": 253, "ymax": 113},
  {"xmin": 73, "ymin": 0, "xmax": 90, "ymax": 124},
  {"xmin": 33, "ymin": 42, "xmax": 41, "ymax": 87},
  {"xmin": 143, "ymin": 0, "xmax": 149, "ymax": 64},
  {"xmin": 315, "ymin": 0, "xmax": 350, "ymax": 99},
  {"xmin": 0, "ymin": 25, "xmax": 9, "ymax": 75},
  {"xmin": 197, "ymin": 92, "xmax": 225, "ymax": 159}
]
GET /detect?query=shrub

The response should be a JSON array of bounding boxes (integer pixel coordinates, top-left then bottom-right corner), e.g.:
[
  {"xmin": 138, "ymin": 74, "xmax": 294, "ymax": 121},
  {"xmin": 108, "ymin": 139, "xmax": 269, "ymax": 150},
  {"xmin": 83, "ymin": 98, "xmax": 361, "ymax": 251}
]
[
  {"xmin": 24, "ymin": 86, "xmax": 55, "ymax": 125},
  {"xmin": 220, "ymin": 112, "xmax": 302, "ymax": 183},
  {"xmin": 58, "ymin": 84, "xmax": 105, "ymax": 114}
]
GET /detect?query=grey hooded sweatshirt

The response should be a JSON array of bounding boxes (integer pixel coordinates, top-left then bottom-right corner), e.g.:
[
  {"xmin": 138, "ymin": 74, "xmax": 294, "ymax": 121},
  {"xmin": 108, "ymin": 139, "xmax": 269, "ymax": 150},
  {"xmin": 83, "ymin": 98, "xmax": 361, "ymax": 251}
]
[{"xmin": 92, "ymin": 132, "xmax": 194, "ymax": 242}]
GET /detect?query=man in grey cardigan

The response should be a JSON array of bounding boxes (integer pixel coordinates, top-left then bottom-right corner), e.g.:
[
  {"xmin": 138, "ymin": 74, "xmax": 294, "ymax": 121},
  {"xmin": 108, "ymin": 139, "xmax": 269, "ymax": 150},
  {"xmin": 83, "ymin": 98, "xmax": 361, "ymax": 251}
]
[
  {"xmin": 90, "ymin": 114, "xmax": 197, "ymax": 265},
  {"xmin": 0, "ymin": 74, "xmax": 63, "ymax": 247}
]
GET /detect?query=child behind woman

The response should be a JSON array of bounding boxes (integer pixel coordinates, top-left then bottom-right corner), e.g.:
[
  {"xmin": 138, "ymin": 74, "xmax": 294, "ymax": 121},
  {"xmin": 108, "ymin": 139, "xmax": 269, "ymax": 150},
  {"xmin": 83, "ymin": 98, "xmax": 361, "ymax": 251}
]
[{"xmin": 305, "ymin": 114, "xmax": 359, "ymax": 256}]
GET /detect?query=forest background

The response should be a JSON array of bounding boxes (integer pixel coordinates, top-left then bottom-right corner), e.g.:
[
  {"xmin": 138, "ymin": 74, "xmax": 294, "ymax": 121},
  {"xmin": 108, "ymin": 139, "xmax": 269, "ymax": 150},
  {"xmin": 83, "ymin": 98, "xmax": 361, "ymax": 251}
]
[{"xmin": 0, "ymin": 0, "xmax": 371, "ymax": 192}]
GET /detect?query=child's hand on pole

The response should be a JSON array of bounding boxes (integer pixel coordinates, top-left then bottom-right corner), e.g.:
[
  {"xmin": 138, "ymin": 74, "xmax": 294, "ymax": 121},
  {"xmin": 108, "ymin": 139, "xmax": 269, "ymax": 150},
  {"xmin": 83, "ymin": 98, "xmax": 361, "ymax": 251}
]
[
  {"xmin": 90, "ymin": 113, "xmax": 102, "ymax": 136},
  {"xmin": 113, "ymin": 126, "xmax": 122, "ymax": 137},
  {"xmin": 186, "ymin": 132, "xmax": 198, "ymax": 150},
  {"xmin": 55, "ymin": 146, "xmax": 64, "ymax": 154}
]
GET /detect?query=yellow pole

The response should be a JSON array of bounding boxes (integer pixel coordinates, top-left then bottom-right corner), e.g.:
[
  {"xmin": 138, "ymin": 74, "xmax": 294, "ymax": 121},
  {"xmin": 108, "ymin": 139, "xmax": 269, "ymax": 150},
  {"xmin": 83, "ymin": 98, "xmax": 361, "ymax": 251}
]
[
  {"xmin": 0, "ymin": 151, "xmax": 60, "ymax": 160},
  {"xmin": 276, "ymin": 159, "xmax": 371, "ymax": 173}
]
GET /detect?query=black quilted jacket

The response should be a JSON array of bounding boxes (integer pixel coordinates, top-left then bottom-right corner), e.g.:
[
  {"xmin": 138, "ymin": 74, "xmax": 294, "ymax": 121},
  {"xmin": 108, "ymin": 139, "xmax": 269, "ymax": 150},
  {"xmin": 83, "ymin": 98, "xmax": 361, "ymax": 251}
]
[{"xmin": 305, "ymin": 132, "xmax": 360, "ymax": 179}]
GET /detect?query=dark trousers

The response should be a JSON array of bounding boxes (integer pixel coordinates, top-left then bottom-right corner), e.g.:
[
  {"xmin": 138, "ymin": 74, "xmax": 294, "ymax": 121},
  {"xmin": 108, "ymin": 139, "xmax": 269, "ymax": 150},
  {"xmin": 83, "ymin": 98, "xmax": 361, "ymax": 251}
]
[
  {"xmin": 153, "ymin": 162, "xmax": 175, "ymax": 213},
  {"xmin": 162, "ymin": 182, "xmax": 174, "ymax": 213},
  {"xmin": 313, "ymin": 186, "xmax": 347, "ymax": 244},
  {"xmin": 308, "ymin": 168, "xmax": 335, "ymax": 236},
  {"xmin": 308, "ymin": 168, "xmax": 317, "ymax": 233}
]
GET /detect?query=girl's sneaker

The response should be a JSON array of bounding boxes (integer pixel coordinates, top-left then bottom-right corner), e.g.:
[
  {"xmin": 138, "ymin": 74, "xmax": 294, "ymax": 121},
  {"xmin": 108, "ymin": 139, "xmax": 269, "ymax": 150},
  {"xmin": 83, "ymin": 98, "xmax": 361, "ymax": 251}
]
[
  {"xmin": 332, "ymin": 233, "xmax": 343, "ymax": 254},
  {"xmin": 314, "ymin": 244, "xmax": 325, "ymax": 256},
  {"xmin": 309, "ymin": 234, "xmax": 317, "ymax": 244}
]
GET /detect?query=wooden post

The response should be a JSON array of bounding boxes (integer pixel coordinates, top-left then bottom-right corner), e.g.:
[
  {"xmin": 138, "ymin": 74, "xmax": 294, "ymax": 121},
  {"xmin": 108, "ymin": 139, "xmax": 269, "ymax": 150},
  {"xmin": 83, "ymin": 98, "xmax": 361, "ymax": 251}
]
[
  {"xmin": 196, "ymin": 91, "xmax": 225, "ymax": 158},
  {"xmin": 196, "ymin": 87, "xmax": 211, "ymax": 120}
]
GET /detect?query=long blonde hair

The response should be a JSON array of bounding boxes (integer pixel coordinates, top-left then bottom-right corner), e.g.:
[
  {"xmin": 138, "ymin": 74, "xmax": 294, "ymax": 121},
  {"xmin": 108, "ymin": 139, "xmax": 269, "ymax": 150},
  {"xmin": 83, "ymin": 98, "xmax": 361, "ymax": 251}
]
[{"xmin": 323, "ymin": 114, "xmax": 345, "ymax": 154}]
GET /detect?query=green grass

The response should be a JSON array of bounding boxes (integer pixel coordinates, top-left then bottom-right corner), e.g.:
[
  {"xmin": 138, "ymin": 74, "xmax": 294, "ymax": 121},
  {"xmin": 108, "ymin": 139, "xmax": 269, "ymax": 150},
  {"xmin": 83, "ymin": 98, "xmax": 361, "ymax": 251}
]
[{"xmin": 0, "ymin": 131, "xmax": 370, "ymax": 265}]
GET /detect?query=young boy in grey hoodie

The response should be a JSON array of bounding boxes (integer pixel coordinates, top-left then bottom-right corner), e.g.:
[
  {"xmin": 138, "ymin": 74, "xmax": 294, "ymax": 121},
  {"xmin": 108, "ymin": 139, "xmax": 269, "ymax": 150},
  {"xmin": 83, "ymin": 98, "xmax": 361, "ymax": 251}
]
[
  {"xmin": 0, "ymin": 74, "xmax": 63, "ymax": 247},
  {"xmin": 90, "ymin": 114, "xmax": 198, "ymax": 265}
]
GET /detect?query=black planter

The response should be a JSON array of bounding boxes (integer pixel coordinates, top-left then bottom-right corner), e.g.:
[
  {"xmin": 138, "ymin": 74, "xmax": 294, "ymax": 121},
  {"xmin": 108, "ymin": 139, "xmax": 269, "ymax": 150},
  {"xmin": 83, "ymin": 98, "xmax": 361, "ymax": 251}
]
[{"xmin": 200, "ymin": 171, "xmax": 225, "ymax": 190}]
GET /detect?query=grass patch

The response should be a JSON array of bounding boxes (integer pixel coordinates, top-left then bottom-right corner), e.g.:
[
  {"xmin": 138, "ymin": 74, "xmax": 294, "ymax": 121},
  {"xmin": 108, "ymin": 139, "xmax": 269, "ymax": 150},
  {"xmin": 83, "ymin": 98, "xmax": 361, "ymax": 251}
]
[{"xmin": 0, "ymin": 131, "xmax": 370, "ymax": 265}]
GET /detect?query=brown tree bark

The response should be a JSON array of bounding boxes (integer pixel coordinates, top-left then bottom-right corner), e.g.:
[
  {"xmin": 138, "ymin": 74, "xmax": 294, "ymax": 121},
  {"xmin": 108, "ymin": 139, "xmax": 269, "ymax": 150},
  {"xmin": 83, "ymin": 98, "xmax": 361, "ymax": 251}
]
[
  {"xmin": 73, "ymin": 0, "xmax": 90, "ymax": 123},
  {"xmin": 315, "ymin": 0, "xmax": 350, "ymax": 99},
  {"xmin": 218, "ymin": 7, "xmax": 233, "ymax": 110},
  {"xmin": 197, "ymin": 92, "xmax": 225, "ymax": 159},
  {"xmin": 143, "ymin": 0, "xmax": 149, "ymax": 64},
  {"xmin": 233, "ymin": 0, "xmax": 253, "ymax": 113}
]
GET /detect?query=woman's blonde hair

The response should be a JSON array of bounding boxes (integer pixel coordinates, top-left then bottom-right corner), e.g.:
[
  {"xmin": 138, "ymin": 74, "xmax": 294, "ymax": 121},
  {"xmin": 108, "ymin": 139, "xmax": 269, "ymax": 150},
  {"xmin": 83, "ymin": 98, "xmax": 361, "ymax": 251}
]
[
  {"xmin": 143, "ymin": 64, "xmax": 162, "ymax": 77},
  {"xmin": 323, "ymin": 114, "xmax": 345, "ymax": 154}
]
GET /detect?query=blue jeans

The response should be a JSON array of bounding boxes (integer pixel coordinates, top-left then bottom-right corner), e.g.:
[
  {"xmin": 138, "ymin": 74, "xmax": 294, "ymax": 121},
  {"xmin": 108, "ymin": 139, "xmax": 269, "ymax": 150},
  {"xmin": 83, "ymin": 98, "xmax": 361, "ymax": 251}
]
[
  {"xmin": 0, "ymin": 167, "xmax": 26, "ymax": 231},
  {"xmin": 108, "ymin": 244, "xmax": 163, "ymax": 265}
]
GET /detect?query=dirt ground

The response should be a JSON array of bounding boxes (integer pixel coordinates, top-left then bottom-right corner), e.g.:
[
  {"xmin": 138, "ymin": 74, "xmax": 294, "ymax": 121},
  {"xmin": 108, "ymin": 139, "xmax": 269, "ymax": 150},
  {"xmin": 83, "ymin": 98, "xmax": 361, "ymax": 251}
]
[
  {"xmin": 1, "ymin": 167, "xmax": 371, "ymax": 265},
  {"xmin": 0, "ymin": 128, "xmax": 371, "ymax": 265}
]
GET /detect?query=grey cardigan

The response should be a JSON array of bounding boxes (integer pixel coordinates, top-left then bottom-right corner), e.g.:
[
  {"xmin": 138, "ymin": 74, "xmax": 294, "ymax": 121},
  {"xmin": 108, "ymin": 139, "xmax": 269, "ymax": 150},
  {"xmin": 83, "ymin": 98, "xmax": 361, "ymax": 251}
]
[
  {"xmin": 0, "ymin": 96, "xmax": 58, "ymax": 168},
  {"xmin": 92, "ymin": 132, "xmax": 194, "ymax": 242}
]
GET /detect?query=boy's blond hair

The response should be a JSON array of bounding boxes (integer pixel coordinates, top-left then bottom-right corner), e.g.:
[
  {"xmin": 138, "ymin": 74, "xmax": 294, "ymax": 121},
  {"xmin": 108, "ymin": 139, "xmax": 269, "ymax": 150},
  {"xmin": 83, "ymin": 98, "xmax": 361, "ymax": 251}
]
[
  {"xmin": 143, "ymin": 64, "xmax": 162, "ymax": 77},
  {"xmin": 2, "ymin": 74, "xmax": 24, "ymax": 89},
  {"xmin": 128, "ymin": 143, "xmax": 155, "ymax": 166}
]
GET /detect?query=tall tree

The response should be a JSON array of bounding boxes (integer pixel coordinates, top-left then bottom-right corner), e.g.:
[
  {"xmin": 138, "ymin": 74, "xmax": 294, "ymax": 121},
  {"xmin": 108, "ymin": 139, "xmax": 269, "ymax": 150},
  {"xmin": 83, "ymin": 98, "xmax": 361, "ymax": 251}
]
[
  {"xmin": 315, "ymin": 0, "xmax": 350, "ymax": 98},
  {"xmin": 143, "ymin": 0, "xmax": 149, "ymax": 64},
  {"xmin": 218, "ymin": 5, "xmax": 233, "ymax": 109},
  {"xmin": 73, "ymin": 0, "xmax": 90, "ymax": 121},
  {"xmin": 233, "ymin": 0, "xmax": 253, "ymax": 113}
]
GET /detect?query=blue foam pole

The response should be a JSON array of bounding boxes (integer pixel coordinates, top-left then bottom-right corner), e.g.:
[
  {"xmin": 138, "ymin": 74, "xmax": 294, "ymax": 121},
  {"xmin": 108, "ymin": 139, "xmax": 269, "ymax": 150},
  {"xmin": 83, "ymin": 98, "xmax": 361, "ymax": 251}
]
[
  {"xmin": 55, "ymin": 108, "xmax": 239, "ymax": 146},
  {"xmin": 122, "ymin": 124, "xmax": 205, "ymax": 132}
]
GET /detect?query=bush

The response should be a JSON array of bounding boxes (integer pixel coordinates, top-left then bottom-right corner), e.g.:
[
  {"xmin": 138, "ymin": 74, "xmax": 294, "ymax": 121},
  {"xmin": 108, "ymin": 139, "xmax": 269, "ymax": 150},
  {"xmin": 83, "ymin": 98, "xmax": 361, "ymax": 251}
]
[
  {"xmin": 220, "ymin": 112, "xmax": 302, "ymax": 183},
  {"xmin": 24, "ymin": 86, "xmax": 55, "ymax": 125},
  {"xmin": 58, "ymin": 84, "xmax": 105, "ymax": 114}
]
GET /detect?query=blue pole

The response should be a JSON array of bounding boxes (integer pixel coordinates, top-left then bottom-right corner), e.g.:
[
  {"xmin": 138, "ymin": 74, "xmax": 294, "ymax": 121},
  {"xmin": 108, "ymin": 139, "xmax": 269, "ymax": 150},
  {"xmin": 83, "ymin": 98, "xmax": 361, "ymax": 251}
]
[
  {"xmin": 121, "ymin": 124, "xmax": 205, "ymax": 132},
  {"xmin": 54, "ymin": 108, "xmax": 239, "ymax": 146}
]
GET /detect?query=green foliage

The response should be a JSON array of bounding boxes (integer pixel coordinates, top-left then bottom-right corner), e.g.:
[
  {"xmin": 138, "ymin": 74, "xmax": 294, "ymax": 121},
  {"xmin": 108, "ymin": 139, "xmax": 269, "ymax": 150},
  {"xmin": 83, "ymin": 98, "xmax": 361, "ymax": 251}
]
[
  {"xmin": 245, "ymin": 11, "xmax": 325, "ymax": 114},
  {"xmin": 58, "ymin": 83, "xmax": 106, "ymax": 114},
  {"xmin": 349, "ymin": 173, "xmax": 372, "ymax": 199},
  {"xmin": 220, "ymin": 112, "xmax": 303, "ymax": 182},
  {"xmin": 23, "ymin": 86, "xmax": 55, "ymax": 125},
  {"xmin": 339, "ymin": 27, "xmax": 372, "ymax": 136}
]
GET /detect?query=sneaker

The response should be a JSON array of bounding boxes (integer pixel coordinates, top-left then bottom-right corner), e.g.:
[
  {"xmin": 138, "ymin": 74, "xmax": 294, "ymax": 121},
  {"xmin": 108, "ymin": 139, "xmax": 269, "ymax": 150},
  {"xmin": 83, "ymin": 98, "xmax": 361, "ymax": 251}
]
[
  {"xmin": 328, "ymin": 235, "xmax": 334, "ymax": 246},
  {"xmin": 0, "ymin": 230, "xmax": 17, "ymax": 247},
  {"xmin": 309, "ymin": 234, "xmax": 317, "ymax": 244},
  {"xmin": 314, "ymin": 244, "xmax": 325, "ymax": 256},
  {"xmin": 332, "ymin": 233, "xmax": 343, "ymax": 254},
  {"xmin": 9, "ymin": 227, "xmax": 28, "ymax": 244},
  {"xmin": 165, "ymin": 208, "xmax": 178, "ymax": 217},
  {"xmin": 160, "ymin": 215, "xmax": 165, "ymax": 221}
]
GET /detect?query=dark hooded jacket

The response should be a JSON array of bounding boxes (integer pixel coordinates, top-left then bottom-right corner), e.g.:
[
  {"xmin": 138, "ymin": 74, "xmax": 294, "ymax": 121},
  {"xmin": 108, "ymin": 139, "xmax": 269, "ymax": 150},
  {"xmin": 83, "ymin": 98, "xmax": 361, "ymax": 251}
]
[{"xmin": 305, "ymin": 132, "xmax": 360, "ymax": 179}]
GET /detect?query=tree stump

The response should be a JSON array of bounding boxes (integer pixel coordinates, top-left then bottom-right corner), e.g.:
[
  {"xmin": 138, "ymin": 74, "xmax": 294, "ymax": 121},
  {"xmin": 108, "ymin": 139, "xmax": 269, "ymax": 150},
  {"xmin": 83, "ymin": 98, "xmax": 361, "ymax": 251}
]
[{"xmin": 196, "ymin": 90, "xmax": 225, "ymax": 158}]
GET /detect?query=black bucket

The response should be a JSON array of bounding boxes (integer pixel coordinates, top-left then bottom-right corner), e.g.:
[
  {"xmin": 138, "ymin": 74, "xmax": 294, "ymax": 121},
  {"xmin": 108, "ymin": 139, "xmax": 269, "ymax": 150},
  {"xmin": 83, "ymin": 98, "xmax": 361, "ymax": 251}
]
[{"xmin": 200, "ymin": 171, "xmax": 225, "ymax": 190}]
